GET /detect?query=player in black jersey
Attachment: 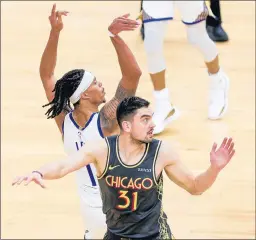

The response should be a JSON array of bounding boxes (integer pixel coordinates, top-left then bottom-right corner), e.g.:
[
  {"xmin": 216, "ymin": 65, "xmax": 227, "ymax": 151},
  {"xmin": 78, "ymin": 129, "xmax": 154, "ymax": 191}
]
[{"xmin": 13, "ymin": 96, "xmax": 235, "ymax": 240}]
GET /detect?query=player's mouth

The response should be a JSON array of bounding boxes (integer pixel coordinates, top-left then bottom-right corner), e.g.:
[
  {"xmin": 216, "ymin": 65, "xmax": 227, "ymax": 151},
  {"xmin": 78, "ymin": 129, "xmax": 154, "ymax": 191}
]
[{"xmin": 147, "ymin": 129, "xmax": 154, "ymax": 137}]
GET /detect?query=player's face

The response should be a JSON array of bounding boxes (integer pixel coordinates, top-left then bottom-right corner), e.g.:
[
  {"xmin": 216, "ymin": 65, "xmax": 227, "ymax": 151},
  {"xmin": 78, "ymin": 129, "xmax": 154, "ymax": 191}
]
[
  {"xmin": 85, "ymin": 78, "xmax": 106, "ymax": 105},
  {"xmin": 130, "ymin": 107, "xmax": 155, "ymax": 143}
]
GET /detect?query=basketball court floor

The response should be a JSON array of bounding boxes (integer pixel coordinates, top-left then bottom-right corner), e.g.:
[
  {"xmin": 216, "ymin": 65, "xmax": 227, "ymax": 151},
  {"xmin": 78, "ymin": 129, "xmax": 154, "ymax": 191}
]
[{"xmin": 1, "ymin": 1, "xmax": 255, "ymax": 239}]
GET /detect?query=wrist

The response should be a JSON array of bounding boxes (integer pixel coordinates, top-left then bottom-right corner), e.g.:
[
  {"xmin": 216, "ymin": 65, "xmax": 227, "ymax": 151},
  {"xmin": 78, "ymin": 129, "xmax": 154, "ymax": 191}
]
[
  {"xmin": 50, "ymin": 29, "xmax": 61, "ymax": 35},
  {"xmin": 108, "ymin": 26, "xmax": 117, "ymax": 38},
  {"xmin": 32, "ymin": 170, "xmax": 43, "ymax": 179},
  {"xmin": 108, "ymin": 30, "xmax": 116, "ymax": 38},
  {"xmin": 209, "ymin": 164, "xmax": 221, "ymax": 175}
]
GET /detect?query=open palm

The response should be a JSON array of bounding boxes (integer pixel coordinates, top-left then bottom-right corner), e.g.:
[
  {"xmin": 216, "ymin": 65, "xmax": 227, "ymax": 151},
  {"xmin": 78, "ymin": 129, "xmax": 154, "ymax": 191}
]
[
  {"xmin": 210, "ymin": 137, "xmax": 235, "ymax": 171},
  {"xmin": 108, "ymin": 14, "xmax": 140, "ymax": 35}
]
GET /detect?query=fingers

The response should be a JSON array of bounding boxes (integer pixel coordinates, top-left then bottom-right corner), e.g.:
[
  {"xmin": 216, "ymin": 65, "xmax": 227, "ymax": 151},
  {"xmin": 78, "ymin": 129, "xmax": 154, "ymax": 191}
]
[
  {"xmin": 12, "ymin": 176, "xmax": 21, "ymax": 186},
  {"xmin": 56, "ymin": 11, "xmax": 69, "ymax": 23},
  {"xmin": 229, "ymin": 149, "xmax": 235, "ymax": 159},
  {"xmin": 220, "ymin": 137, "xmax": 228, "ymax": 148},
  {"xmin": 211, "ymin": 142, "xmax": 217, "ymax": 153},
  {"xmin": 118, "ymin": 18, "xmax": 139, "ymax": 26},
  {"xmin": 37, "ymin": 178, "xmax": 46, "ymax": 189},
  {"xmin": 121, "ymin": 28, "xmax": 136, "ymax": 32},
  {"xmin": 228, "ymin": 142, "xmax": 235, "ymax": 154},
  {"xmin": 121, "ymin": 13, "xmax": 130, "ymax": 18},
  {"xmin": 12, "ymin": 176, "xmax": 26, "ymax": 186},
  {"xmin": 12, "ymin": 175, "xmax": 45, "ymax": 188},
  {"xmin": 225, "ymin": 138, "xmax": 233, "ymax": 149},
  {"xmin": 56, "ymin": 12, "xmax": 63, "ymax": 24},
  {"xmin": 51, "ymin": 3, "xmax": 56, "ymax": 16},
  {"xmin": 24, "ymin": 176, "xmax": 33, "ymax": 186},
  {"xmin": 56, "ymin": 11, "xmax": 69, "ymax": 17}
]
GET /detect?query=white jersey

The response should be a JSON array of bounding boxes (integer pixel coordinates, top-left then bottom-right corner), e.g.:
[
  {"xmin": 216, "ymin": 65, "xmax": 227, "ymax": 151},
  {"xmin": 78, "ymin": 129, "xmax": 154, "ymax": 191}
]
[{"xmin": 62, "ymin": 111, "xmax": 104, "ymax": 208}]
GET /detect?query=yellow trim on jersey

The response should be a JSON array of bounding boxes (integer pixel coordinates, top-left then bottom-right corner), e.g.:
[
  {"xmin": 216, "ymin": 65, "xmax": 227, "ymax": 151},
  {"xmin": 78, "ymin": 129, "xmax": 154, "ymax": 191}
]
[
  {"xmin": 116, "ymin": 136, "xmax": 150, "ymax": 168},
  {"xmin": 97, "ymin": 138, "xmax": 110, "ymax": 179},
  {"xmin": 153, "ymin": 140, "xmax": 162, "ymax": 185}
]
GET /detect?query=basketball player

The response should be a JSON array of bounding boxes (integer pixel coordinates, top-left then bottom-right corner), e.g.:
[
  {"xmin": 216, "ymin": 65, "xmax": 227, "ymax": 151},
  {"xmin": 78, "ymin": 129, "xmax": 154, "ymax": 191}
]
[
  {"xmin": 206, "ymin": 0, "xmax": 229, "ymax": 42},
  {"xmin": 39, "ymin": 4, "xmax": 141, "ymax": 239},
  {"xmin": 138, "ymin": 1, "xmax": 230, "ymax": 134},
  {"xmin": 13, "ymin": 96, "xmax": 235, "ymax": 240}
]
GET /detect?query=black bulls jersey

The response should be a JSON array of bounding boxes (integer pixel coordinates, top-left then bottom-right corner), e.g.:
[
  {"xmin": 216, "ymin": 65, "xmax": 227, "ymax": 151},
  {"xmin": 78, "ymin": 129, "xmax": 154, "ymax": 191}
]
[{"xmin": 97, "ymin": 135, "xmax": 172, "ymax": 239}]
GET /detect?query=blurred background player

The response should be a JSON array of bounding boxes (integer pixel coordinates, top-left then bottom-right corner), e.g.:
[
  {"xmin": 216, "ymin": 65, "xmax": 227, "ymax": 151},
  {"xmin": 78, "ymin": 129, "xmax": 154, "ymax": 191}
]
[
  {"xmin": 39, "ymin": 4, "xmax": 141, "ymax": 239},
  {"xmin": 140, "ymin": 0, "xmax": 229, "ymax": 42},
  {"xmin": 206, "ymin": 0, "xmax": 229, "ymax": 42},
  {"xmin": 138, "ymin": 1, "xmax": 230, "ymax": 134}
]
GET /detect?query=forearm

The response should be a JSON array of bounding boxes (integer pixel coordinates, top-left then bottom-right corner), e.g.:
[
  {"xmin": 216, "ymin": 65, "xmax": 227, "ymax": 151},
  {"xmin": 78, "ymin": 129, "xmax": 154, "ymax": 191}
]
[
  {"xmin": 110, "ymin": 35, "xmax": 141, "ymax": 82},
  {"xmin": 36, "ymin": 159, "xmax": 68, "ymax": 180},
  {"xmin": 193, "ymin": 165, "xmax": 220, "ymax": 194},
  {"xmin": 36, "ymin": 147, "xmax": 93, "ymax": 180},
  {"xmin": 39, "ymin": 30, "xmax": 60, "ymax": 80}
]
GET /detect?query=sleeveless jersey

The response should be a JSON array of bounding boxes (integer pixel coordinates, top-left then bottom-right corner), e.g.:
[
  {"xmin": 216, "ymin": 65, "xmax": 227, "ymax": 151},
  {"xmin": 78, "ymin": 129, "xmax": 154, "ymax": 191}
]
[
  {"xmin": 63, "ymin": 111, "xmax": 104, "ymax": 207},
  {"xmin": 98, "ymin": 135, "xmax": 172, "ymax": 239}
]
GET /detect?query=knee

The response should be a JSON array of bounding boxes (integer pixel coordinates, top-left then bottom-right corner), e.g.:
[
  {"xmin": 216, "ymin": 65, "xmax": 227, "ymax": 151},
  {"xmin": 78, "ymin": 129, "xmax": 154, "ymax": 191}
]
[
  {"xmin": 186, "ymin": 21, "xmax": 218, "ymax": 62},
  {"xmin": 144, "ymin": 30, "xmax": 164, "ymax": 55},
  {"xmin": 143, "ymin": 22, "xmax": 167, "ymax": 73},
  {"xmin": 186, "ymin": 21, "xmax": 209, "ymax": 46}
]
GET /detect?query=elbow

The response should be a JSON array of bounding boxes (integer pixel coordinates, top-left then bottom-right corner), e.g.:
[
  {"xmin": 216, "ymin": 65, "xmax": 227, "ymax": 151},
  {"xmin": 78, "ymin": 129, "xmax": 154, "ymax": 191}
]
[
  {"xmin": 39, "ymin": 66, "xmax": 53, "ymax": 81},
  {"xmin": 190, "ymin": 190, "xmax": 203, "ymax": 196},
  {"xmin": 135, "ymin": 68, "xmax": 142, "ymax": 78},
  {"xmin": 126, "ymin": 67, "xmax": 142, "ymax": 80},
  {"xmin": 135, "ymin": 68, "xmax": 142, "ymax": 79},
  {"xmin": 188, "ymin": 186, "xmax": 203, "ymax": 196}
]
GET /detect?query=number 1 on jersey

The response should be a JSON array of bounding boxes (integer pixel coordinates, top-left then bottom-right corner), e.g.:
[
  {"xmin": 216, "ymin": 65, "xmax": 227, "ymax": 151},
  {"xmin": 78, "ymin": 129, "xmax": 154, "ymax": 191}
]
[{"xmin": 117, "ymin": 190, "xmax": 138, "ymax": 211}]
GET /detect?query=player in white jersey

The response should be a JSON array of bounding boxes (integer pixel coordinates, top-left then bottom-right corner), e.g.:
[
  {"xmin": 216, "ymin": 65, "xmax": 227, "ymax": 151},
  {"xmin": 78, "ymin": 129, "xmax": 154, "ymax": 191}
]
[
  {"xmin": 39, "ymin": 4, "xmax": 141, "ymax": 239},
  {"xmin": 138, "ymin": 1, "xmax": 230, "ymax": 134}
]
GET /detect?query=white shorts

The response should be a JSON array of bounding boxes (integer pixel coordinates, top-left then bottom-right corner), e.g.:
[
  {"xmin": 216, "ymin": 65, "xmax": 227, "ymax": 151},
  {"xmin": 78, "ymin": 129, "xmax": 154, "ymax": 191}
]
[
  {"xmin": 77, "ymin": 185, "xmax": 106, "ymax": 238},
  {"xmin": 142, "ymin": 0, "xmax": 208, "ymax": 25},
  {"xmin": 80, "ymin": 201, "xmax": 106, "ymax": 239}
]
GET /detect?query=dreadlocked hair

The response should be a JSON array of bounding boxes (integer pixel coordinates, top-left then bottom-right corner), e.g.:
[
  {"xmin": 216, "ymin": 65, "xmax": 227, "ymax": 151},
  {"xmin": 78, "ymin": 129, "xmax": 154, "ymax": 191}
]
[
  {"xmin": 42, "ymin": 69, "xmax": 85, "ymax": 119},
  {"xmin": 140, "ymin": 0, "xmax": 145, "ymax": 41}
]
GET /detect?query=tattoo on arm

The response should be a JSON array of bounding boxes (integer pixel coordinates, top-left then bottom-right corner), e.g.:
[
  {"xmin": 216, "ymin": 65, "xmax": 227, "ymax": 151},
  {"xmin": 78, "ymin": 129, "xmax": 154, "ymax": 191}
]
[{"xmin": 100, "ymin": 82, "xmax": 136, "ymax": 130}]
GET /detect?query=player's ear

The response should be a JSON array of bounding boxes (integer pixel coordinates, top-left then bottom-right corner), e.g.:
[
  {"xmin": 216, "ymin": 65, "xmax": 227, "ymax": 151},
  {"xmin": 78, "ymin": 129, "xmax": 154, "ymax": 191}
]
[
  {"xmin": 80, "ymin": 92, "xmax": 90, "ymax": 100},
  {"xmin": 121, "ymin": 121, "xmax": 131, "ymax": 133}
]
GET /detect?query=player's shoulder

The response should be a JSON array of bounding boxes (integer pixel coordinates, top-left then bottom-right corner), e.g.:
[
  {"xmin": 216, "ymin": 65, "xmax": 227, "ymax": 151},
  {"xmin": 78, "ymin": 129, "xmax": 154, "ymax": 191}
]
[
  {"xmin": 105, "ymin": 134, "xmax": 119, "ymax": 144},
  {"xmin": 149, "ymin": 138, "xmax": 163, "ymax": 148},
  {"xmin": 157, "ymin": 139, "xmax": 179, "ymax": 165}
]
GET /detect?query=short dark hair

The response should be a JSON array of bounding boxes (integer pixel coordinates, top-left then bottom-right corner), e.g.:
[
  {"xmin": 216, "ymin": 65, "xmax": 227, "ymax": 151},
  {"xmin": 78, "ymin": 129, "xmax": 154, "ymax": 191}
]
[
  {"xmin": 42, "ymin": 69, "xmax": 85, "ymax": 119},
  {"xmin": 116, "ymin": 96, "xmax": 150, "ymax": 129}
]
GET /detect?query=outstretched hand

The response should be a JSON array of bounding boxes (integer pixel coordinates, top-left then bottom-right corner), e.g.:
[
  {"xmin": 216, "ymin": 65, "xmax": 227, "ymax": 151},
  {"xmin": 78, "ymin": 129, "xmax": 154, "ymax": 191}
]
[
  {"xmin": 49, "ymin": 3, "xmax": 69, "ymax": 32},
  {"xmin": 12, "ymin": 172, "xmax": 46, "ymax": 188},
  {"xmin": 210, "ymin": 137, "xmax": 235, "ymax": 172},
  {"xmin": 108, "ymin": 13, "xmax": 140, "ymax": 36}
]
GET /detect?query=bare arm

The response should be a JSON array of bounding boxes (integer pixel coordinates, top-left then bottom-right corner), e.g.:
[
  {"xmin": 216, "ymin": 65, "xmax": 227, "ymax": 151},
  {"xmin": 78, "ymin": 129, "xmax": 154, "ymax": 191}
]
[
  {"xmin": 100, "ymin": 15, "xmax": 142, "ymax": 133},
  {"xmin": 12, "ymin": 138, "xmax": 108, "ymax": 188},
  {"xmin": 39, "ymin": 4, "xmax": 69, "ymax": 133},
  {"xmin": 160, "ymin": 138, "xmax": 235, "ymax": 195}
]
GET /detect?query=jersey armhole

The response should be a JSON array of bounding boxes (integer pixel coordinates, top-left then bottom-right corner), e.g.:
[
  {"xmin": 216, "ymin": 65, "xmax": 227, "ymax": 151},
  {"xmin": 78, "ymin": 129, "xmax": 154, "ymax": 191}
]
[
  {"xmin": 153, "ymin": 140, "xmax": 162, "ymax": 185},
  {"xmin": 97, "ymin": 137, "xmax": 110, "ymax": 179},
  {"xmin": 97, "ymin": 112, "xmax": 104, "ymax": 138},
  {"xmin": 62, "ymin": 120, "xmax": 65, "ymax": 136}
]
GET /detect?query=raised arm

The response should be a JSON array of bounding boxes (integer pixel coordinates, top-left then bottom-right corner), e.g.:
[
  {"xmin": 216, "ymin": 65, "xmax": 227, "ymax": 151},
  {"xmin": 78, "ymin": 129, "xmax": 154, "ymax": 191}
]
[
  {"xmin": 39, "ymin": 4, "xmax": 68, "ymax": 133},
  {"xmin": 12, "ymin": 138, "xmax": 107, "ymax": 188},
  {"xmin": 160, "ymin": 138, "xmax": 235, "ymax": 195},
  {"xmin": 100, "ymin": 14, "xmax": 142, "ymax": 133}
]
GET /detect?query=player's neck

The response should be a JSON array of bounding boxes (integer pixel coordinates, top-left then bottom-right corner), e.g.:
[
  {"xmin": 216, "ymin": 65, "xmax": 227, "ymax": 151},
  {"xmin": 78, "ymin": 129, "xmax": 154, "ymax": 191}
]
[
  {"xmin": 118, "ymin": 134, "xmax": 146, "ymax": 161},
  {"xmin": 72, "ymin": 103, "xmax": 98, "ymax": 128}
]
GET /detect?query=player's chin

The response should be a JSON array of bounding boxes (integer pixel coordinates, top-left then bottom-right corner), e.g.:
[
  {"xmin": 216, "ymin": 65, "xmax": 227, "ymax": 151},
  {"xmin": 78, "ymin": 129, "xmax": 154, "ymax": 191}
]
[{"xmin": 144, "ymin": 134, "xmax": 153, "ymax": 143}]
